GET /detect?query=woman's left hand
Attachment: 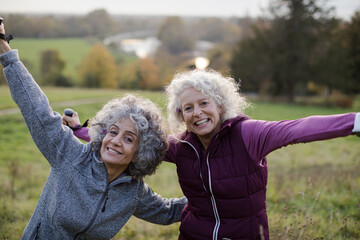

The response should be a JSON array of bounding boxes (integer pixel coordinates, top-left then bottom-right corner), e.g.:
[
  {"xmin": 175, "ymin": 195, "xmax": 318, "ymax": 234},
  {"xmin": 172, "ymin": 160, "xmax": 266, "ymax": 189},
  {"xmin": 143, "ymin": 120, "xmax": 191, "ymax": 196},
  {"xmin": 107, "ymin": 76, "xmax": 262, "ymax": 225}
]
[{"xmin": 0, "ymin": 17, "xmax": 12, "ymax": 55}]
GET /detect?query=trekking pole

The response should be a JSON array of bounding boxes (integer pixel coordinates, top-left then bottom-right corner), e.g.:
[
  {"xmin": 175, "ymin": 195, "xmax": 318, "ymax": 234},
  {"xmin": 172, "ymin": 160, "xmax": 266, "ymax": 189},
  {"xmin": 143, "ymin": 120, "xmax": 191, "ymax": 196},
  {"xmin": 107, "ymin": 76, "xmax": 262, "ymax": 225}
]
[{"xmin": 64, "ymin": 108, "xmax": 74, "ymax": 117}]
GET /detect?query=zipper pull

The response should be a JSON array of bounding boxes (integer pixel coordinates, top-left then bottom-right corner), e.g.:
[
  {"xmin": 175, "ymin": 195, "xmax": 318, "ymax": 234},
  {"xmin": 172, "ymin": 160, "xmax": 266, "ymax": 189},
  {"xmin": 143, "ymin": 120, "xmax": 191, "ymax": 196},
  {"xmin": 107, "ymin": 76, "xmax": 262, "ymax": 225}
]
[{"xmin": 101, "ymin": 196, "xmax": 109, "ymax": 212}]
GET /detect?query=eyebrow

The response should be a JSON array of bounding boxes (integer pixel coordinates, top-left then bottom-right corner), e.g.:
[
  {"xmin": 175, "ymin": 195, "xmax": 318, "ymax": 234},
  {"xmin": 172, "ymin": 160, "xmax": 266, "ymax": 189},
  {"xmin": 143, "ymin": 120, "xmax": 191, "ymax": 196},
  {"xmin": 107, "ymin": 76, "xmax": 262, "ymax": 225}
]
[
  {"xmin": 110, "ymin": 124, "xmax": 138, "ymax": 137},
  {"xmin": 182, "ymin": 97, "xmax": 209, "ymax": 106}
]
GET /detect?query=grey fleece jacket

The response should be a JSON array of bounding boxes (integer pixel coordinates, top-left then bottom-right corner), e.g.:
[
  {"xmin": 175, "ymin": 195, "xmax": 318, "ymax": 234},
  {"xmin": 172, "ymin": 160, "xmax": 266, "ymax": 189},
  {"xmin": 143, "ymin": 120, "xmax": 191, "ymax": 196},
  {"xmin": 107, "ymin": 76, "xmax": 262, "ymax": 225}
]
[{"xmin": 0, "ymin": 50, "xmax": 187, "ymax": 240}]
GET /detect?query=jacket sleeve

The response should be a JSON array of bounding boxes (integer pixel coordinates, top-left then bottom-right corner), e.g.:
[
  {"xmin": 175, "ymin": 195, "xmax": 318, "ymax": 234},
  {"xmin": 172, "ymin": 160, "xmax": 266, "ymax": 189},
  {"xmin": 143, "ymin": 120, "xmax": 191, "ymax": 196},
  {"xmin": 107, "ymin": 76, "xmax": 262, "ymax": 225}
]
[
  {"xmin": 133, "ymin": 181, "xmax": 187, "ymax": 225},
  {"xmin": 74, "ymin": 127, "xmax": 91, "ymax": 142},
  {"xmin": 241, "ymin": 113, "xmax": 357, "ymax": 162},
  {"xmin": 0, "ymin": 50, "xmax": 87, "ymax": 169},
  {"xmin": 162, "ymin": 133, "xmax": 186, "ymax": 164}
]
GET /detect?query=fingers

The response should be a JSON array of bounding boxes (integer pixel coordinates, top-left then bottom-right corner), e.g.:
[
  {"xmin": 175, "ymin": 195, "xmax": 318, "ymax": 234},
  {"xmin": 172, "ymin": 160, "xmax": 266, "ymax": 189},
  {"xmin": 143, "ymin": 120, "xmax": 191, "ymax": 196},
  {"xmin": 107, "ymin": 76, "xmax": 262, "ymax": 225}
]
[
  {"xmin": 0, "ymin": 17, "xmax": 5, "ymax": 34},
  {"xmin": 62, "ymin": 110, "xmax": 81, "ymax": 128}
]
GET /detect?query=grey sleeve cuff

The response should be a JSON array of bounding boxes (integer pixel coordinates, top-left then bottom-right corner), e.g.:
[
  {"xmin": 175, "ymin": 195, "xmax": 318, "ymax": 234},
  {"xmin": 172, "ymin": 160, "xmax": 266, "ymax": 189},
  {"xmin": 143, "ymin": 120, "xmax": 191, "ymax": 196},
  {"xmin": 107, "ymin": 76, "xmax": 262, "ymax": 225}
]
[
  {"xmin": 352, "ymin": 112, "xmax": 360, "ymax": 133},
  {"xmin": 0, "ymin": 49, "xmax": 19, "ymax": 67}
]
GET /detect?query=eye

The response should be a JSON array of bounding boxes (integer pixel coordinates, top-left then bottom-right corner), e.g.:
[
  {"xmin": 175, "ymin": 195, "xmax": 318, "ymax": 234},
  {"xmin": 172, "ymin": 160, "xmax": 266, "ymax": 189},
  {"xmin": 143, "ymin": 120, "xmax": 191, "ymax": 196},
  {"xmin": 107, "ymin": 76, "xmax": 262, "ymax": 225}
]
[
  {"xmin": 201, "ymin": 101, "xmax": 209, "ymax": 107},
  {"xmin": 124, "ymin": 136, "xmax": 134, "ymax": 144},
  {"xmin": 109, "ymin": 130, "xmax": 118, "ymax": 137},
  {"xmin": 183, "ymin": 106, "xmax": 192, "ymax": 112}
]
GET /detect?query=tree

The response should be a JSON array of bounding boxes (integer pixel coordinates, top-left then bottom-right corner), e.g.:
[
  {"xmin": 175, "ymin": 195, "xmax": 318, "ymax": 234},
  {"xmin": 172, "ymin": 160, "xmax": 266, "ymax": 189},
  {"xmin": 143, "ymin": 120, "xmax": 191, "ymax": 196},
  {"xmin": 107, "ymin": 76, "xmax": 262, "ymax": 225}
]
[
  {"xmin": 157, "ymin": 16, "xmax": 195, "ymax": 55},
  {"xmin": 40, "ymin": 49, "xmax": 70, "ymax": 86},
  {"xmin": 231, "ymin": 0, "xmax": 338, "ymax": 101},
  {"xmin": 345, "ymin": 11, "xmax": 360, "ymax": 94},
  {"xmin": 312, "ymin": 21, "xmax": 347, "ymax": 95},
  {"xmin": 79, "ymin": 44, "xmax": 118, "ymax": 88},
  {"xmin": 231, "ymin": 23, "xmax": 269, "ymax": 93},
  {"xmin": 191, "ymin": 17, "xmax": 241, "ymax": 45},
  {"xmin": 83, "ymin": 9, "xmax": 114, "ymax": 38},
  {"xmin": 207, "ymin": 45, "xmax": 234, "ymax": 75},
  {"xmin": 118, "ymin": 59, "xmax": 161, "ymax": 90},
  {"xmin": 136, "ymin": 58, "xmax": 161, "ymax": 90}
]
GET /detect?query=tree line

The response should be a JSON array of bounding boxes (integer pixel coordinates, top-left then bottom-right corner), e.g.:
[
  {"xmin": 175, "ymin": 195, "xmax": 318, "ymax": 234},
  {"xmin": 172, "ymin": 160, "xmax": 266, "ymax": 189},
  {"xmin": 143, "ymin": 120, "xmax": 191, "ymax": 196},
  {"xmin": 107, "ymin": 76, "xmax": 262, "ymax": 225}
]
[{"xmin": 1, "ymin": 0, "xmax": 359, "ymax": 106}]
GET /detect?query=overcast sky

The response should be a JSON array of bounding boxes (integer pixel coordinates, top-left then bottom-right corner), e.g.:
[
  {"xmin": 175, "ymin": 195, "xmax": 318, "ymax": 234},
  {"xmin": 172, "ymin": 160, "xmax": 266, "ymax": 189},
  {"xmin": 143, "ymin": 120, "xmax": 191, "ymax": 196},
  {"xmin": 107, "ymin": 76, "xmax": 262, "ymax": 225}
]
[{"xmin": 0, "ymin": 0, "xmax": 359, "ymax": 20}]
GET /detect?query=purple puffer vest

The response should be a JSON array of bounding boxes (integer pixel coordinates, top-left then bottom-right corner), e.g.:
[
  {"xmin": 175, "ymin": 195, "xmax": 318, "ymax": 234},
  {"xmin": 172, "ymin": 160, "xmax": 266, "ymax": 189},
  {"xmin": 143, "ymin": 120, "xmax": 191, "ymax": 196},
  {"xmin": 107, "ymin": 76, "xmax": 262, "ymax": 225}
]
[{"xmin": 166, "ymin": 115, "xmax": 269, "ymax": 240}]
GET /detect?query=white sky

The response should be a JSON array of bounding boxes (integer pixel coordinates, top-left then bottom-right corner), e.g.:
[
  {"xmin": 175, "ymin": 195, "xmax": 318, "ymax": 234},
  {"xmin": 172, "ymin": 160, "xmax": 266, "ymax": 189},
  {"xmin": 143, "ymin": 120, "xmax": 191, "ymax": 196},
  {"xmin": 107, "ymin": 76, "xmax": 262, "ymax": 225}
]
[{"xmin": 0, "ymin": 0, "xmax": 359, "ymax": 20}]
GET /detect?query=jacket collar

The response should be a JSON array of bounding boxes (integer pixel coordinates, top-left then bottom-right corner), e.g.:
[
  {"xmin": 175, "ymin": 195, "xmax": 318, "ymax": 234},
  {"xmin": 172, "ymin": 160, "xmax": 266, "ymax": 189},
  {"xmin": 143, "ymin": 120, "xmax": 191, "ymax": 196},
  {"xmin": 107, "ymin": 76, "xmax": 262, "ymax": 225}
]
[{"xmin": 92, "ymin": 152, "xmax": 134, "ymax": 187}]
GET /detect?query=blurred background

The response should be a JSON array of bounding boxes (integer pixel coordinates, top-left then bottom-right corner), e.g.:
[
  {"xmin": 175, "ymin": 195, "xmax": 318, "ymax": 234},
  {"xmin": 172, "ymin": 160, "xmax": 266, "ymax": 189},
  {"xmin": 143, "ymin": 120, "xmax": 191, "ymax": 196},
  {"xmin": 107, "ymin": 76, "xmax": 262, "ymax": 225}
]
[
  {"xmin": 1, "ymin": 1, "xmax": 360, "ymax": 239},
  {"xmin": 0, "ymin": 0, "xmax": 359, "ymax": 106}
]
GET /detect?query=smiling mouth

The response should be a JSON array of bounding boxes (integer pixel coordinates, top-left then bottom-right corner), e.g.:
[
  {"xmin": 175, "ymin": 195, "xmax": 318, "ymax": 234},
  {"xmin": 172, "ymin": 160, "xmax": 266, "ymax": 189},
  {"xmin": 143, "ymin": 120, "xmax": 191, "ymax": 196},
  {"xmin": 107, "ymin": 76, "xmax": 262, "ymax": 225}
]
[
  {"xmin": 195, "ymin": 119, "xmax": 209, "ymax": 126},
  {"xmin": 107, "ymin": 148, "xmax": 121, "ymax": 155}
]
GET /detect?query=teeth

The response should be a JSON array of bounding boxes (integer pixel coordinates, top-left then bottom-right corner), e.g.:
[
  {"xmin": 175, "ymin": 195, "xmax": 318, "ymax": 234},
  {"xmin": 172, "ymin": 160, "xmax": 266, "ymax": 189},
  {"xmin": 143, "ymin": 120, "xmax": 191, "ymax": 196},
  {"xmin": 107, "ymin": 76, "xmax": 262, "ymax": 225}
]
[
  {"xmin": 195, "ymin": 119, "xmax": 208, "ymax": 126},
  {"xmin": 108, "ymin": 148, "xmax": 120, "ymax": 154}
]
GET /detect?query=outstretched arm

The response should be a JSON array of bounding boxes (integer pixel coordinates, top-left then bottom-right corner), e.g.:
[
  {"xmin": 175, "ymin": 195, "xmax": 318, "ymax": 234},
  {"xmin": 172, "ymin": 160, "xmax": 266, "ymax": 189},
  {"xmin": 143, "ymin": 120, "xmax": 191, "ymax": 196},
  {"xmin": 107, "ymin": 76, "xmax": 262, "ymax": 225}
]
[
  {"xmin": 242, "ymin": 113, "xmax": 360, "ymax": 163},
  {"xmin": 133, "ymin": 182, "xmax": 187, "ymax": 225}
]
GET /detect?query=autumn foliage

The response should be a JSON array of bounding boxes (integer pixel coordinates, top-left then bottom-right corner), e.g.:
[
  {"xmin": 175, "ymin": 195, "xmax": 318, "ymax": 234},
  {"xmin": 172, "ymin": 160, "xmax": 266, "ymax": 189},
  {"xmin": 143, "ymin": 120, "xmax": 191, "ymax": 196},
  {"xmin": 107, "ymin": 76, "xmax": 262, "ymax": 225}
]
[{"xmin": 79, "ymin": 43, "xmax": 118, "ymax": 88}]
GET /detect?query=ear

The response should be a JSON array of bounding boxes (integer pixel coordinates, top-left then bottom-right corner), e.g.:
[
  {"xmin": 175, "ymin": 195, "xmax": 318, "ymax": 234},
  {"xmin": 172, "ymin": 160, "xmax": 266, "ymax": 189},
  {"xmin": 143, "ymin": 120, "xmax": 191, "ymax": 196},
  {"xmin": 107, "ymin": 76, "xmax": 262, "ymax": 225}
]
[
  {"xmin": 180, "ymin": 112, "xmax": 185, "ymax": 121},
  {"xmin": 217, "ymin": 105, "xmax": 223, "ymax": 115}
]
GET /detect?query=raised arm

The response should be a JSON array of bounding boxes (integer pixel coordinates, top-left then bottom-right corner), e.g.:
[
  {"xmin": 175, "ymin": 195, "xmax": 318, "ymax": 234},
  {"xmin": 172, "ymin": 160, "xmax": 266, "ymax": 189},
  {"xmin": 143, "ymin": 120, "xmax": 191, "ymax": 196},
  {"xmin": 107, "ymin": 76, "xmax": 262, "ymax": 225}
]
[
  {"xmin": 0, "ymin": 21, "xmax": 86, "ymax": 168},
  {"xmin": 242, "ymin": 113, "xmax": 359, "ymax": 163}
]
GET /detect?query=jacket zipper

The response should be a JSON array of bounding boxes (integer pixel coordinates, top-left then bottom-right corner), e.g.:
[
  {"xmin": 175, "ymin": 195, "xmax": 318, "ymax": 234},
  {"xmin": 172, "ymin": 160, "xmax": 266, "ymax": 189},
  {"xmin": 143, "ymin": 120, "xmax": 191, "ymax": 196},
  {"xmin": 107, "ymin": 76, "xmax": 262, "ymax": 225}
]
[
  {"xmin": 181, "ymin": 138, "xmax": 220, "ymax": 240},
  {"xmin": 180, "ymin": 140, "xmax": 207, "ymax": 191},
  {"xmin": 74, "ymin": 185, "xmax": 109, "ymax": 240},
  {"xmin": 101, "ymin": 195, "xmax": 109, "ymax": 212},
  {"xmin": 206, "ymin": 150, "xmax": 220, "ymax": 240}
]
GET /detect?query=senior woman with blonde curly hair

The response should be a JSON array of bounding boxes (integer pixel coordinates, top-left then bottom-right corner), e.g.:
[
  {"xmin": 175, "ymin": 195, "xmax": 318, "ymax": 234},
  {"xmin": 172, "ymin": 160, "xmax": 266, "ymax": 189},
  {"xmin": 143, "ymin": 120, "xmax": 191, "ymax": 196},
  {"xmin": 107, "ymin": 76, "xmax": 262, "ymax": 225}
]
[
  {"xmin": 163, "ymin": 69, "xmax": 359, "ymax": 240},
  {"xmin": 0, "ymin": 19, "xmax": 186, "ymax": 240}
]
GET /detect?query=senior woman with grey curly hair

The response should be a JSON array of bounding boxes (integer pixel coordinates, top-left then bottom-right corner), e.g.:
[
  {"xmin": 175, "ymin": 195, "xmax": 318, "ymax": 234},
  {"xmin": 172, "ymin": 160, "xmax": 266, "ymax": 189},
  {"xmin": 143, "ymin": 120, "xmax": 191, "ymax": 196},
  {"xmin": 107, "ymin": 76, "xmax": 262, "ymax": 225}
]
[
  {"xmin": 88, "ymin": 94, "xmax": 167, "ymax": 179},
  {"xmin": 0, "ymin": 19, "xmax": 186, "ymax": 240}
]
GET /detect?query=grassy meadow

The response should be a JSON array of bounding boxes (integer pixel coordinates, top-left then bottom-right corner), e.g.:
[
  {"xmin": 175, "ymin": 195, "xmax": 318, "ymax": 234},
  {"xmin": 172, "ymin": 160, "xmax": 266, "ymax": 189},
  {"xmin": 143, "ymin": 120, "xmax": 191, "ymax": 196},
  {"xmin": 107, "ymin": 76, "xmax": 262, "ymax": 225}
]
[
  {"xmin": 7, "ymin": 38, "xmax": 92, "ymax": 84},
  {"xmin": 0, "ymin": 88, "xmax": 359, "ymax": 239}
]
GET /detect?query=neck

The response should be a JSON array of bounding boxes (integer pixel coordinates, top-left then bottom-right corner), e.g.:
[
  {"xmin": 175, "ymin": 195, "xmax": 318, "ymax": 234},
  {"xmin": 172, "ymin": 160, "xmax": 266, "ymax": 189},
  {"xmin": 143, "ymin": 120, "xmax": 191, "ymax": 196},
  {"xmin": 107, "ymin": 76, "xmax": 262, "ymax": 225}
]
[
  {"xmin": 197, "ymin": 128, "xmax": 220, "ymax": 151},
  {"xmin": 196, "ymin": 122, "xmax": 222, "ymax": 151},
  {"xmin": 103, "ymin": 162, "xmax": 128, "ymax": 183},
  {"xmin": 199, "ymin": 138, "xmax": 210, "ymax": 151}
]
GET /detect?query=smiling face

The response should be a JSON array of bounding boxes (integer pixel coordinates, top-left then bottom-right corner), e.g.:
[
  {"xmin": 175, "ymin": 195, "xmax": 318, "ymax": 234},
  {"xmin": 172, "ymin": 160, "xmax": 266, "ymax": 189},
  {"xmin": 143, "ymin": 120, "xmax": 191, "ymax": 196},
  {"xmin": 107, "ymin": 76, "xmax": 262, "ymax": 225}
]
[
  {"xmin": 100, "ymin": 118, "xmax": 139, "ymax": 180},
  {"xmin": 179, "ymin": 87, "xmax": 222, "ymax": 149}
]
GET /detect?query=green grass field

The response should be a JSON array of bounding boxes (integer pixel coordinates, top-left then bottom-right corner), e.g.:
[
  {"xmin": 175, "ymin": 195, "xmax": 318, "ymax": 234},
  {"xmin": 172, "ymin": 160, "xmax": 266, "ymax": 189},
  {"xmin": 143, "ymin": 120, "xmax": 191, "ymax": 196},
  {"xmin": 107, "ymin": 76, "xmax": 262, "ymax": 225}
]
[
  {"xmin": 8, "ymin": 38, "xmax": 92, "ymax": 83},
  {"xmin": 4, "ymin": 38, "xmax": 138, "ymax": 86},
  {"xmin": 0, "ymin": 88, "xmax": 359, "ymax": 239}
]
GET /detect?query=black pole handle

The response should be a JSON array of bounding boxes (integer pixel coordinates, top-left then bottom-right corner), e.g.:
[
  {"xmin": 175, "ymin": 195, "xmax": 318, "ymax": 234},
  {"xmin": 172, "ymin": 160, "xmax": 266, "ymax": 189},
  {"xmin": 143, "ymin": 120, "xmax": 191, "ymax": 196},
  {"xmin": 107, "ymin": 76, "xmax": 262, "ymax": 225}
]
[{"xmin": 64, "ymin": 108, "xmax": 74, "ymax": 117}]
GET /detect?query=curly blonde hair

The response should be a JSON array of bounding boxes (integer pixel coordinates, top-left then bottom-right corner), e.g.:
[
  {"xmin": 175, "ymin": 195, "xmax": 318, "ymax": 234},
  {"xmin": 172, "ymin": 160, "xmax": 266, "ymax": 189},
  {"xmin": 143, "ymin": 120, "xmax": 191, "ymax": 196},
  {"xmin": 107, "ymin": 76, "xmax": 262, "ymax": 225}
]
[
  {"xmin": 89, "ymin": 94, "xmax": 167, "ymax": 178},
  {"xmin": 165, "ymin": 68, "xmax": 249, "ymax": 133}
]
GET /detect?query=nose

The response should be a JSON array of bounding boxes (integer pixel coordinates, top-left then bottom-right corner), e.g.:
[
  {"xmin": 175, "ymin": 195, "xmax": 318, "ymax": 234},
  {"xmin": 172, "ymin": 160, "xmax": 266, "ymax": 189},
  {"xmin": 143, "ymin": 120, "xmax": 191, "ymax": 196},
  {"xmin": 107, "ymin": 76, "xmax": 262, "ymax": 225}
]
[
  {"xmin": 110, "ymin": 135, "xmax": 122, "ymax": 146},
  {"xmin": 193, "ymin": 105, "xmax": 202, "ymax": 116}
]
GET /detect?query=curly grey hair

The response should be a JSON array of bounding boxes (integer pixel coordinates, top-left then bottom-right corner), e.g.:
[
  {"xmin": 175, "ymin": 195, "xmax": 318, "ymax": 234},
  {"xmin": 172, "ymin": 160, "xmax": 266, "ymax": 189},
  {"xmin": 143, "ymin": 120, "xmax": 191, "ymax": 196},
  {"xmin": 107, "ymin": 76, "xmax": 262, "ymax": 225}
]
[
  {"xmin": 88, "ymin": 94, "xmax": 167, "ymax": 178},
  {"xmin": 165, "ymin": 68, "xmax": 249, "ymax": 133}
]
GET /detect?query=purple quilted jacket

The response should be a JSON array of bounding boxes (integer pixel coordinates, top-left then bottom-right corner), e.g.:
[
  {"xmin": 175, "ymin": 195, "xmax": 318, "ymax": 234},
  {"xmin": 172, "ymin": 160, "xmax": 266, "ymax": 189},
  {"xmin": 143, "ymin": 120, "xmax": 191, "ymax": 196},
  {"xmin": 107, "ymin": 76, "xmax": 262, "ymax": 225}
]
[{"xmin": 164, "ymin": 113, "xmax": 356, "ymax": 240}]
